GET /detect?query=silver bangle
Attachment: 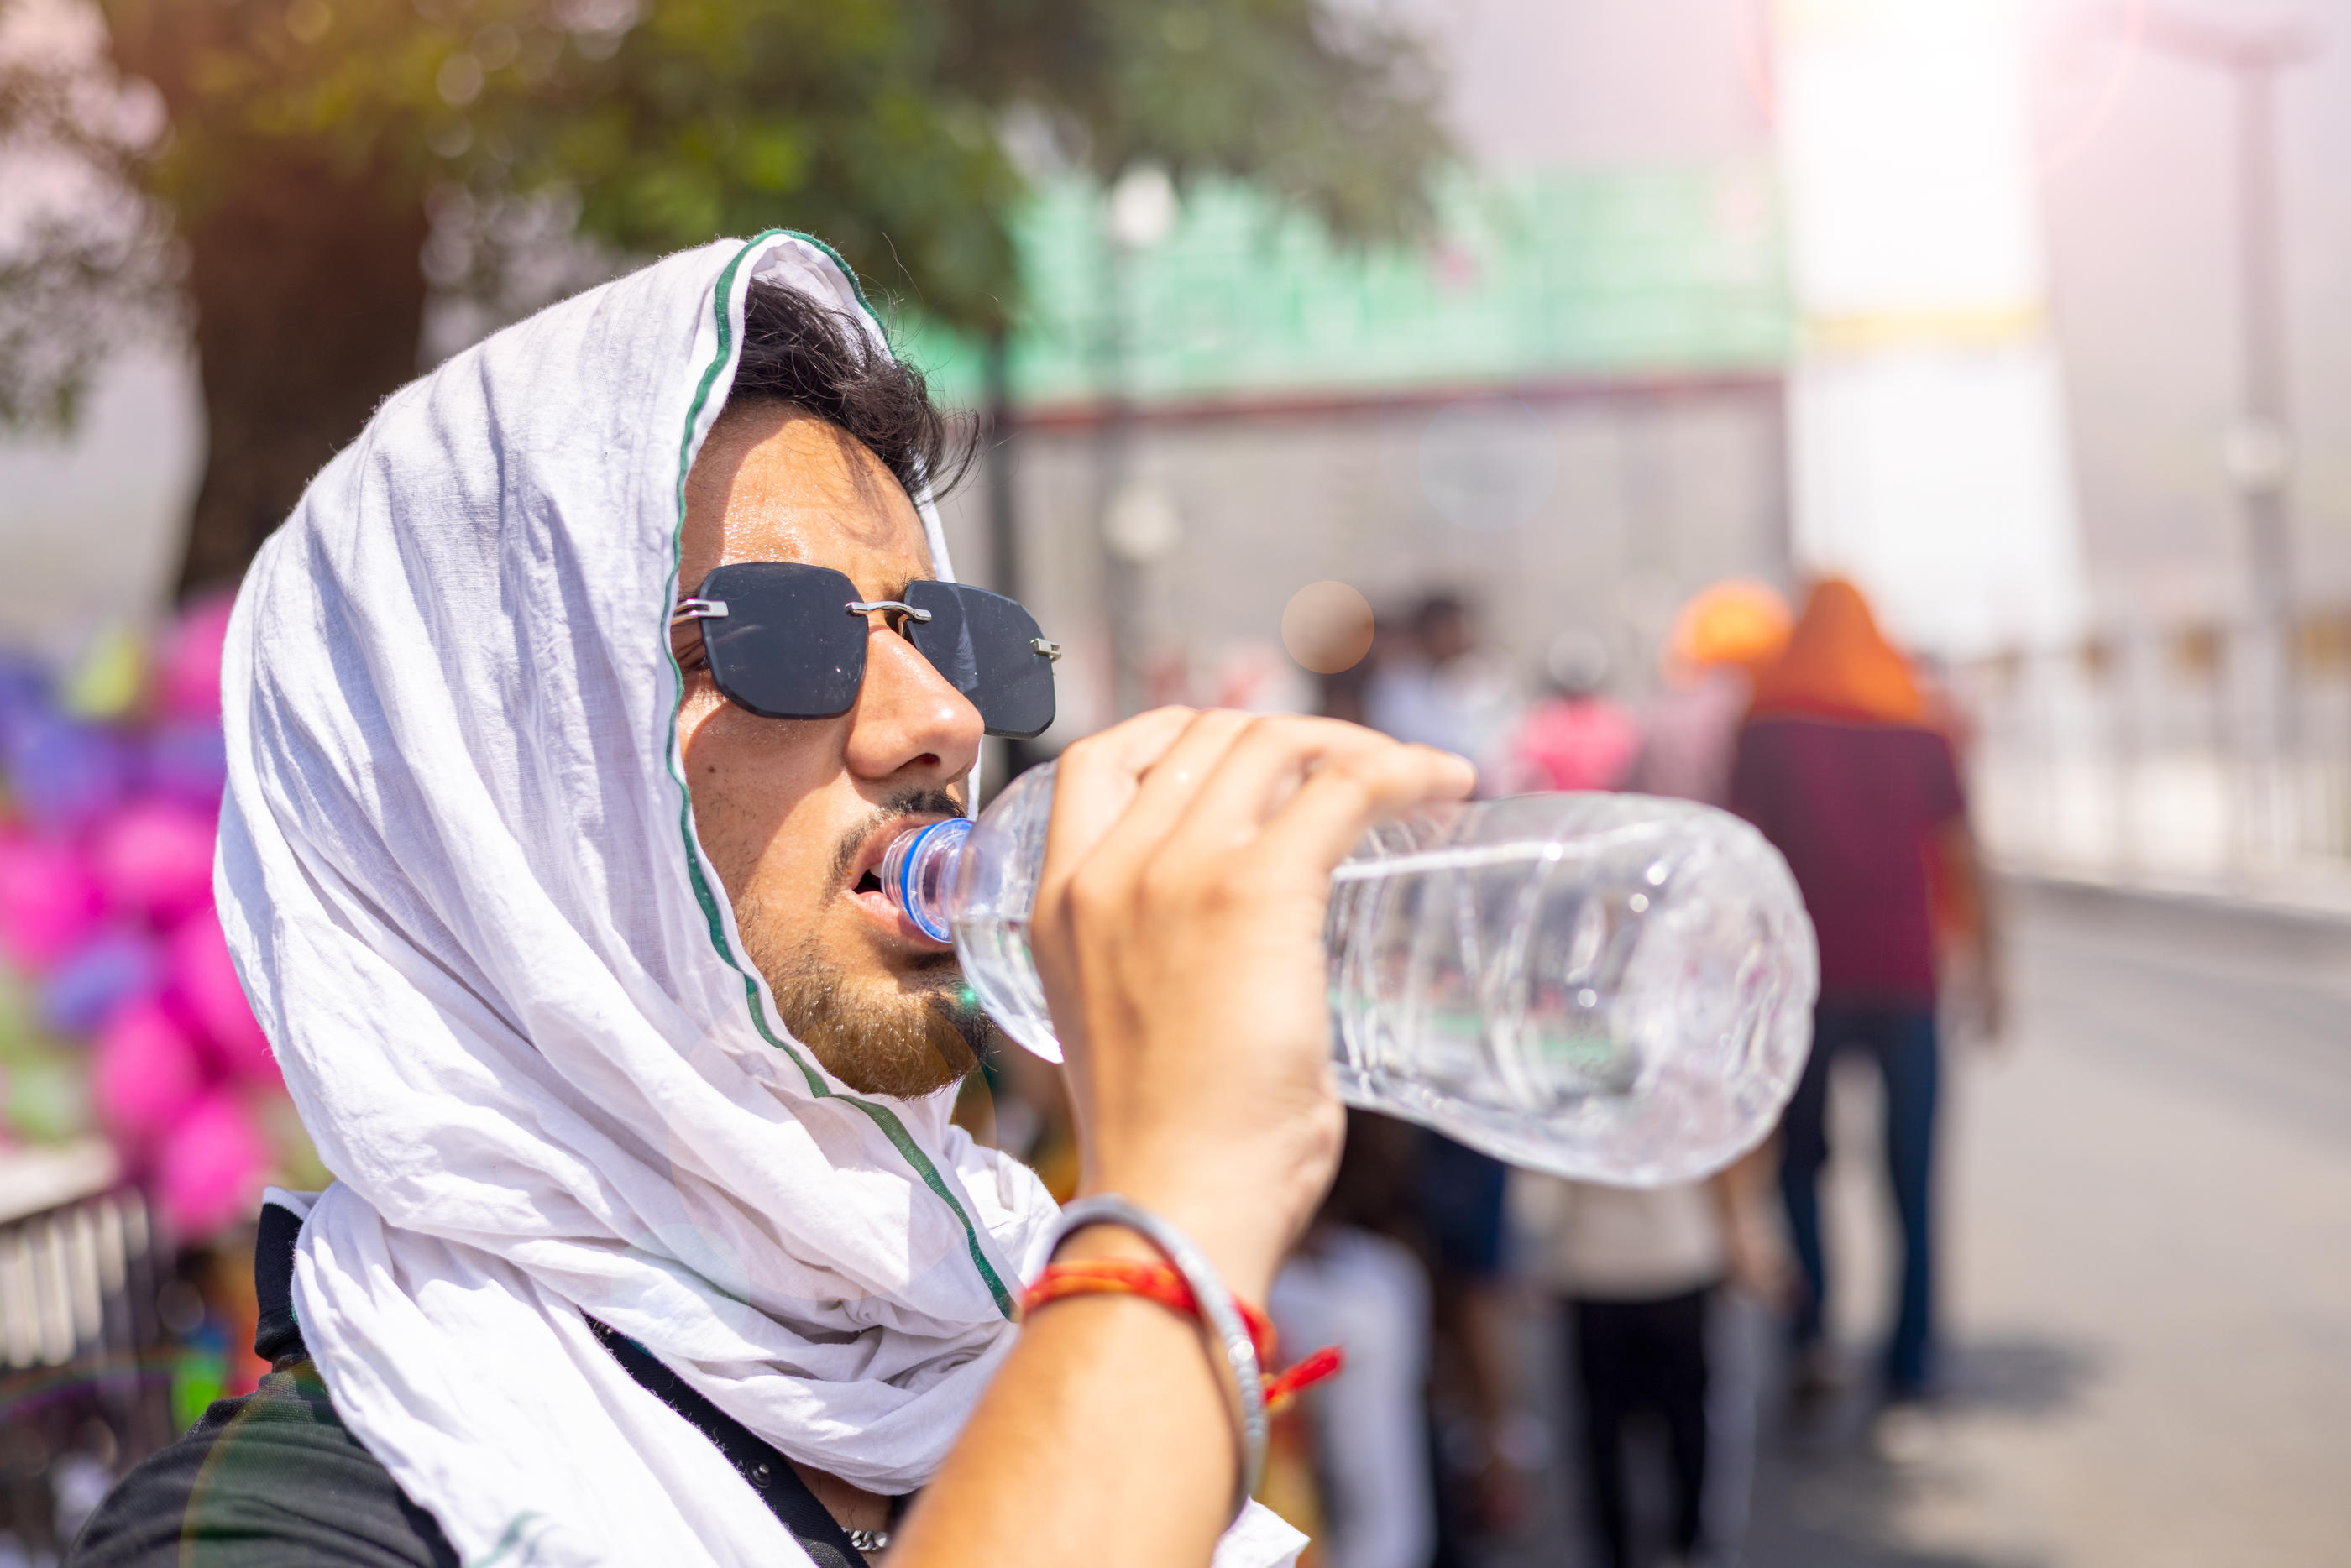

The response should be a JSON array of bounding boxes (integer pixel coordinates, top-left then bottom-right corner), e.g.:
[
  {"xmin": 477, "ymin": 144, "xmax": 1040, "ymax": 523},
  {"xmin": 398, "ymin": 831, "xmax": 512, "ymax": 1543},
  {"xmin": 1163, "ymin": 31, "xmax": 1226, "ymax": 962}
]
[{"xmin": 1043, "ymin": 1194, "xmax": 1268, "ymax": 1520}]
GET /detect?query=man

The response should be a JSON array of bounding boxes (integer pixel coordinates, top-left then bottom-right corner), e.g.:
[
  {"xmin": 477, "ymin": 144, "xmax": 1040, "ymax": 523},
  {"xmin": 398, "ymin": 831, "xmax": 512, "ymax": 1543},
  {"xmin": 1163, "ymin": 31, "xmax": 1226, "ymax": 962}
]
[{"xmin": 71, "ymin": 235, "xmax": 1471, "ymax": 1567}]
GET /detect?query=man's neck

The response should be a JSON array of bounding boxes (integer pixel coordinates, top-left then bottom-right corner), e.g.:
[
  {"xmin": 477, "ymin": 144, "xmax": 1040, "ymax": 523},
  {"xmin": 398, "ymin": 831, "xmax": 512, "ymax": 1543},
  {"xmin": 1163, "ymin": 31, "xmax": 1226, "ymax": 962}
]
[{"xmin": 789, "ymin": 1460, "xmax": 893, "ymax": 1558}]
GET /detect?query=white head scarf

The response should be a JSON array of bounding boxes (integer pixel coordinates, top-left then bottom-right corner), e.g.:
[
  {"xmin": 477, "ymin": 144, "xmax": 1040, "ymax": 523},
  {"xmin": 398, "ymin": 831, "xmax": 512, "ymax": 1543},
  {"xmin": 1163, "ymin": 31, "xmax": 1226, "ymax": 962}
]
[{"xmin": 217, "ymin": 233, "xmax": 1303, "ymax": 1568}]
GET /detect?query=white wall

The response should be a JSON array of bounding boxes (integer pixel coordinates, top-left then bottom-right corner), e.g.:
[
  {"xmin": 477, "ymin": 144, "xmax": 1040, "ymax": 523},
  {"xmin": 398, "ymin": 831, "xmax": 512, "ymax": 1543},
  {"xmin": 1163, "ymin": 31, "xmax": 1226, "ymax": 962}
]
[
  {"xmin": 1776, "ymin": 0, "xmax": 2088, "ymax": 656},
  {"xmin": 0, "ymin": 346, "xmax": 196, "ymax": 653}
]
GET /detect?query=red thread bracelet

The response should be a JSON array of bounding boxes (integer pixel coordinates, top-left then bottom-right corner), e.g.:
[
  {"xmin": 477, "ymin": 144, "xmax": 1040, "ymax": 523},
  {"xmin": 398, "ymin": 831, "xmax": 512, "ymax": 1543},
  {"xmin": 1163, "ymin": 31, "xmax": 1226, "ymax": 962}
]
[{"xmin": 1021, "ymin": 1259, "xmax": 1344, "ymax": 1411}]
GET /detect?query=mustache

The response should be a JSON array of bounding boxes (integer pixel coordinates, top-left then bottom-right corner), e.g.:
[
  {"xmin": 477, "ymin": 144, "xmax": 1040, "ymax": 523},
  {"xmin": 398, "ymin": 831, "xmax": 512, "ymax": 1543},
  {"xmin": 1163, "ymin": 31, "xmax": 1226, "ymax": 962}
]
[{"xmin": 828, "ymin": 785, "xmax": 966, "ymax": 890}]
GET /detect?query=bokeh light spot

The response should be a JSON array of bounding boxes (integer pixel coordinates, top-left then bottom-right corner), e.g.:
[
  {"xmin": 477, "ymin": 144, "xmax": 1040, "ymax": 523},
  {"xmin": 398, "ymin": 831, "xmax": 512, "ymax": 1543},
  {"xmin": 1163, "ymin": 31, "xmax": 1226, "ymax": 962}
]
[{"xmin": 1280, "ymin": 582, "xmax": 1375, "ymax": 675}]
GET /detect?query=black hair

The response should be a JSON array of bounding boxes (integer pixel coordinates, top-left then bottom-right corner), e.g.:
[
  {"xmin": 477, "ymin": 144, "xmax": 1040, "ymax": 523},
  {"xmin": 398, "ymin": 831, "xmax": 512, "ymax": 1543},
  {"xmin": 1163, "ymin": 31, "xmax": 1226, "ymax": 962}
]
[{"xmin": 725, "ymin": 279, "xmax": 977, "ymax": 500}]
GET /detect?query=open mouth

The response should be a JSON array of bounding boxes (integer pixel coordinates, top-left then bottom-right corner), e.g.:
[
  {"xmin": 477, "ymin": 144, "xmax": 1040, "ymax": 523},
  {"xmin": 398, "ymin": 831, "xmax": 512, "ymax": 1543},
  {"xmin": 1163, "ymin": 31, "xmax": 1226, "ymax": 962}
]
[{"xmin": 841, "ymin": 813, "xmax": 954, "ymax": 948}]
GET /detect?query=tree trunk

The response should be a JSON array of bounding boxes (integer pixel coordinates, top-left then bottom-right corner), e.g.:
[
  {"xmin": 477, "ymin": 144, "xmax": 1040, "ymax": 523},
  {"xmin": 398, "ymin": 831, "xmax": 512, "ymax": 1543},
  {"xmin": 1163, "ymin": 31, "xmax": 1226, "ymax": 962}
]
[{"xmin": 174, "ymin": 156, "xmax": 427, "ymax": 597}]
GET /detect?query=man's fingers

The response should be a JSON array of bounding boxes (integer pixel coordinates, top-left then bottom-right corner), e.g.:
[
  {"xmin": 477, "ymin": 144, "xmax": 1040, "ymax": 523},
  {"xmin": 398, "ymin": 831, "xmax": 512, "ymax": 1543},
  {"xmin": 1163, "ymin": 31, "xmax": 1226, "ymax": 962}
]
[
  {"xmin": 1094, "ymin": 708, "xmax": 1260, "ymax": 860},
  {"xmin": 1160, "ymin": 715, "xmax": 1422, "ymax": 858},
  {"xmin": 1041, "ymin": 707, "xmax": 1198, "ymax": 887},
  {"xmin": 1257, "ymin": 742, "xmax": 1477, "ymax": 875},
  {"xmin": 1058, "ymin": 708, "xmax": 1322, "ymax": 902},
  {"xmin": 1043, "ymin": 711, "xmax": 1471, "ymax": 964}
]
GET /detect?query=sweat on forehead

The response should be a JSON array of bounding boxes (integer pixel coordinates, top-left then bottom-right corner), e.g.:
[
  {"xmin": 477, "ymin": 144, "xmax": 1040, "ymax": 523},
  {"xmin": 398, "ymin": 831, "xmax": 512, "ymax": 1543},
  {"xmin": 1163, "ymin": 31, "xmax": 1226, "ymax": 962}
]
[{"xmin": 680, "ymin": 404, "xmax": 937, "ymax": 593}]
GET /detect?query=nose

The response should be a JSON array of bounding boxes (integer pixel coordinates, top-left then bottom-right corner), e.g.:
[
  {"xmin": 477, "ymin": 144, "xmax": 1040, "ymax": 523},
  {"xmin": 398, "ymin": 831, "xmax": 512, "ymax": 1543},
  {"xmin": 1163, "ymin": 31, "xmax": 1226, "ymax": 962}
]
[{"xmin": 845, "ymin": 614, "xmax": 982, "ymax": 787}]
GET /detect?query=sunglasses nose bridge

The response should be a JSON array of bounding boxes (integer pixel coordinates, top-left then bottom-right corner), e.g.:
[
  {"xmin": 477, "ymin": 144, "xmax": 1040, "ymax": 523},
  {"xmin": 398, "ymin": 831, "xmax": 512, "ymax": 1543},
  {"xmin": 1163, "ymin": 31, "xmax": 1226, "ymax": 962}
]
[
  {"xmin": 845, "ymin": 604, "xmax": 989, "ymax": 778},
  {"xmin": 843, "ymin": 598, "xmax": 933, "ymax": 633}
]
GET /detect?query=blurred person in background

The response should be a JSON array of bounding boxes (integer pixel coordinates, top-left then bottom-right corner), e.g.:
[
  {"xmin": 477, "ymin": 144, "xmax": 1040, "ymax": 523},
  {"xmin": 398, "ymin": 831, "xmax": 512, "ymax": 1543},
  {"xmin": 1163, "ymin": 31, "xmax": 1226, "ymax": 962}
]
[
  {"xmin": 1628, "ymin": 581, "xmax": 1792, "ymax": 808},
  {"xmin": 1411, "ymin": 1127, "xmax": 1532, "ymax": 1555},
  {"xmin": 1507, "ymin": 614, "xmax": 1784, "ymax": 1568},
  {"xmin": 1512, "ymin": 1155, "xmax": 1784, "ymax": 1568},
  {"xmin": 1905, "ymin": 652, "xmax": 1998, "ymax": 1048},
  {"xmin": 1364, "ymin": 593, "xmax": 1522, "ymax": 783},
  {"xmin": 1728, "ymin": 579, "xmax": 2001, "ymax": 1448},
  {"xmin": 1355, "ymin": 590, "xmax": 1532, "ymax": 1550},
  {"xmin": 1270, "ymin": 1111, "xmax": 1437, "ymax": 1568},
  {"xmin": 1503, "ymin": 631, "xmax": 1640, "ymax": 794}
]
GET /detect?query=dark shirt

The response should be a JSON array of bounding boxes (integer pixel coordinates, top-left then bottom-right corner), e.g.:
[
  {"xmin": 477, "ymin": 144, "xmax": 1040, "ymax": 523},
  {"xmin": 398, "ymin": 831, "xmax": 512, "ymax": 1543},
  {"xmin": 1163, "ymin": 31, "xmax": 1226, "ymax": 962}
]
[
  {"xmin": 70, "ymin": 1201, "xmax": 881, "ymax": 1568},
  {"xmin": 1729, "ymin": 714, "xmax": 1966, "ymax": 1006},
  {"xmin": 68, "ymin": 1358, "xmax": 461, "ymax": 1568},
  {"xmin": 1416, "ymin": 1131, "xmax": 1510, "ymax": 1280}
]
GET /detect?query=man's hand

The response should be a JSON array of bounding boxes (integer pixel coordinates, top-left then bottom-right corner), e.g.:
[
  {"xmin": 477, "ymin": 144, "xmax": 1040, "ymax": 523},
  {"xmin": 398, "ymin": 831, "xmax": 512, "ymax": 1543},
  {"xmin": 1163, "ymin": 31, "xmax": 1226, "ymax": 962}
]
[
  {"xmin": 1027, "ymin": 708, "xmax": 1475, "ymax": 1301},
  {"xmin": 899, "ymin": 712, "xmax": 1467, "ymax": 1568}
]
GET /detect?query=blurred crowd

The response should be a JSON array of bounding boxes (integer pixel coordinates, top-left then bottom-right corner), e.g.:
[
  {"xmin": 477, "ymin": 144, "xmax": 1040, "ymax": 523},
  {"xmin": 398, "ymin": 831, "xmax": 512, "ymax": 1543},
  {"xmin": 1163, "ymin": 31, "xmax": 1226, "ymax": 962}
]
[{"xmin": 981, "ymin": 574, "xmax": 1998, "ymax": 1568}]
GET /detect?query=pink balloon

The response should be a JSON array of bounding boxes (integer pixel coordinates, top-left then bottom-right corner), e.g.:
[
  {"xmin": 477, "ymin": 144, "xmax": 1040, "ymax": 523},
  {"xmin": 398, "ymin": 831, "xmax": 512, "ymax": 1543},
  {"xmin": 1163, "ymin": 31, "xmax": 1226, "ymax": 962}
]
[
  {"xmin": 92, "ymin": 799, "xmax": 217, "ymax": 926},
  {"xmin": 167, "ymin": 908, "xmax": 275, "ymax": 1081},
  {"xmin": 157, "ymin": 1090, "xmax": 268, "ymax": 1239},
  {"xmin": 155, "ymin": 594, "xmax": 235, "ymax": 721},
  {"xmin": 92, "ymin": 997, "xmax": 206, "ymax": 1148},
  {"xmin": 0, "ymin": 833, "xmax": 105, "ymax": 970}
]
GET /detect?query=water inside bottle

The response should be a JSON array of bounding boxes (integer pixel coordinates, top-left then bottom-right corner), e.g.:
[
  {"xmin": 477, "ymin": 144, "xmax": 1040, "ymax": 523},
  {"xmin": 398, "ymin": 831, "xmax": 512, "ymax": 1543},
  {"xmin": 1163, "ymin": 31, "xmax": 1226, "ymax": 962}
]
[{"xmin": 1325, "ymin": 797, "xmax": 1804, "ymax": 1184}]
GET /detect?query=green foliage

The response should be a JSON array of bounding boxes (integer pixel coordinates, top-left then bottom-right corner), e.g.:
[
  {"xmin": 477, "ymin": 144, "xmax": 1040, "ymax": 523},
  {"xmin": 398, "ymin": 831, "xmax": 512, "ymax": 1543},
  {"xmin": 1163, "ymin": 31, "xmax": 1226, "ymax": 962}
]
[
  {"xmin": 2, "ymin": 0, "xmax": 1446, "ymax": 425},
  {"xmin": 946, "ymin": 0, "xmax": 1446, "ymax": 246},
  {"xmin": 0, "ymin": 37, "xmax": 177, "ymax": 429}
]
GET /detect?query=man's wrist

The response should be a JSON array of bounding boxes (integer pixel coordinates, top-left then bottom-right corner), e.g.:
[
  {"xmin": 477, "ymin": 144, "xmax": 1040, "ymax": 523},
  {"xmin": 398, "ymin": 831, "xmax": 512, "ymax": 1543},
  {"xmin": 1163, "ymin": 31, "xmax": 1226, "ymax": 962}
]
[
  {"xmin": 1052, "ymin": 1222, "xmax": 1166, "ymax": 1267},
  {"xmin": 1059, "ymin": 1190, "xmax": 1285, "ymax": 1305}
]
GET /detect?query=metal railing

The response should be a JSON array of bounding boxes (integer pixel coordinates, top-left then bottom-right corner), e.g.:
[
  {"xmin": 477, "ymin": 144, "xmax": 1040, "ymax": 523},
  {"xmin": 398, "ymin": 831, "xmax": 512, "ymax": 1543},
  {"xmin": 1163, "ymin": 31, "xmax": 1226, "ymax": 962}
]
[
  {"xmin": 0, "ymin": 1143, "xmax": 175, "ymax": 1557},
  {"xmin": 1956, "ymin": 615, "xmax": 2351, "ymax": 896}
]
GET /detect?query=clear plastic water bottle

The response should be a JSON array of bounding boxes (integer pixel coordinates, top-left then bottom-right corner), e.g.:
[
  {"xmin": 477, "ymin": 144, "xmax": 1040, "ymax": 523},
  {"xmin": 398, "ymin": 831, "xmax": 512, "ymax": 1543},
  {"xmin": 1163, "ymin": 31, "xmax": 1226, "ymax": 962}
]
[{"xmin": 882, "ymin": 765, "xmax": 1819, "ymax": 1185}]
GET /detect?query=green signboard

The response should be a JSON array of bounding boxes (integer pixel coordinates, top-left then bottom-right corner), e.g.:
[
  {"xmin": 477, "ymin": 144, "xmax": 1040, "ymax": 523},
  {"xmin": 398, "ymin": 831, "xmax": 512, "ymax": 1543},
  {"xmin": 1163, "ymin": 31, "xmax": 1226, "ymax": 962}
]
[{"xmin": 898, "ymin": 162, "xmax": 1791, "ymax": 411}]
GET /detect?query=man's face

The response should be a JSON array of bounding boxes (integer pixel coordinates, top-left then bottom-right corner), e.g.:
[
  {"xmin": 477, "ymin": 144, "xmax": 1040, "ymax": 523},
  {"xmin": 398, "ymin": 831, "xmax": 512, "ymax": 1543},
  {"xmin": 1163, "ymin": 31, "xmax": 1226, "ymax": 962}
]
[{"xmin": 677, "ymin": 403, "xmax": 991, "ymax": 1098}]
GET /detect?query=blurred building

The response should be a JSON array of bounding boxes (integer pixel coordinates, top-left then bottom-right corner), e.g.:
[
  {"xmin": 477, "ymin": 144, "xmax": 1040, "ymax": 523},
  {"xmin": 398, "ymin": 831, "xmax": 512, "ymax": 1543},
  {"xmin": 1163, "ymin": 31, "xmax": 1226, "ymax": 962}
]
[{"xmin": 922, "ymin": 0, "xmax": 1794, "ymax": 743}]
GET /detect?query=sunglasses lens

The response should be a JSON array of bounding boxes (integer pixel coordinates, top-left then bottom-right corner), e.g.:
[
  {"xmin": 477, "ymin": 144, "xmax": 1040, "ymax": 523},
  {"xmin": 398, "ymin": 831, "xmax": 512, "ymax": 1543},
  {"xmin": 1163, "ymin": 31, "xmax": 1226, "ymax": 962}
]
[
  {"xmin": 694, "ymin": 562, "xmax": 867, "ymax": 719},
  {"xmin": 904, "ymin": 581, "xmax": 1058, "ymax": 739}
]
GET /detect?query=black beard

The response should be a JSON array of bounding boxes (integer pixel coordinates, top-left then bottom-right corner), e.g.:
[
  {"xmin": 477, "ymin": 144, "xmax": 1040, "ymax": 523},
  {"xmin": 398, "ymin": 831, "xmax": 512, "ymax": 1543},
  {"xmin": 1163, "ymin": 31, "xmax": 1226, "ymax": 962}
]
[
  {"xmin": 767, "ymin": 952, "xmax": 999, "ymax": 1098},
  {"xmin": 746, "ymin": 784, "xmax": 1001, "ymax": 1097}
]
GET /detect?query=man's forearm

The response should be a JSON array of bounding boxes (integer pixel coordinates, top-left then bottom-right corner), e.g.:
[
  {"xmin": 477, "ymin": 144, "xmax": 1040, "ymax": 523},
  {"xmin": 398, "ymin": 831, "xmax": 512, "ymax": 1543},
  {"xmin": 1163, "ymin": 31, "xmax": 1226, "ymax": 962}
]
[{"xmin": 890, "ymin": 1267, "xmax": 1238, "ymax": 1568}]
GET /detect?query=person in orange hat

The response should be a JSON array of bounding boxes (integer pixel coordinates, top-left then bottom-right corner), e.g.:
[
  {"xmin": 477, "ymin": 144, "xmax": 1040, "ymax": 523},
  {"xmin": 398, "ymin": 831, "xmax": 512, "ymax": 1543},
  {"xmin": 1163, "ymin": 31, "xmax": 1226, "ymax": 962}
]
[
  {"xmin": 1626, "ymin": 579, "xmax": 1792, "ymax": 805},
  {"xmin": 1729, "ymin": 578, "xmax": 2001, "ymax": 1446}
]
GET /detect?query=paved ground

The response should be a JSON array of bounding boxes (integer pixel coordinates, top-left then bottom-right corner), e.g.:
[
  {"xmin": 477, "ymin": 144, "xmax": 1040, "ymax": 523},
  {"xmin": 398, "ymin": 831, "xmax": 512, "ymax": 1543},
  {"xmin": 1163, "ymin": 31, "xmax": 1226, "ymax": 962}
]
[{"xmin": 1492, "ymin": 880, "xmax": 2351, "ymax": 1568}]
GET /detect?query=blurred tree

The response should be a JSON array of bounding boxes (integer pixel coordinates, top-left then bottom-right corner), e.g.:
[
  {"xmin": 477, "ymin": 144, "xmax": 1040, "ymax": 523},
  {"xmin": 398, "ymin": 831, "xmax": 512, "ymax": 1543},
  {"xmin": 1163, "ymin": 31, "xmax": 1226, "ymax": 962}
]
[
  {"xmin": 0, "ymin": 0, "xmax": 1445, "ymax": 595},
  {"xmin": 0, "ymin": 5, "xmax": 177, "ymax": 431}
]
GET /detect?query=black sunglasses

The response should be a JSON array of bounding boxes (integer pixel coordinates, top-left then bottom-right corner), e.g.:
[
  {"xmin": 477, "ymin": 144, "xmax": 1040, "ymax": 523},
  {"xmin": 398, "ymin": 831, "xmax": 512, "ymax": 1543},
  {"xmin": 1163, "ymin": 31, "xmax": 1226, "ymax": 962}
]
[{"xmin": 672, "ymin": 561, "xmax": 1060, "ymax": 740}]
